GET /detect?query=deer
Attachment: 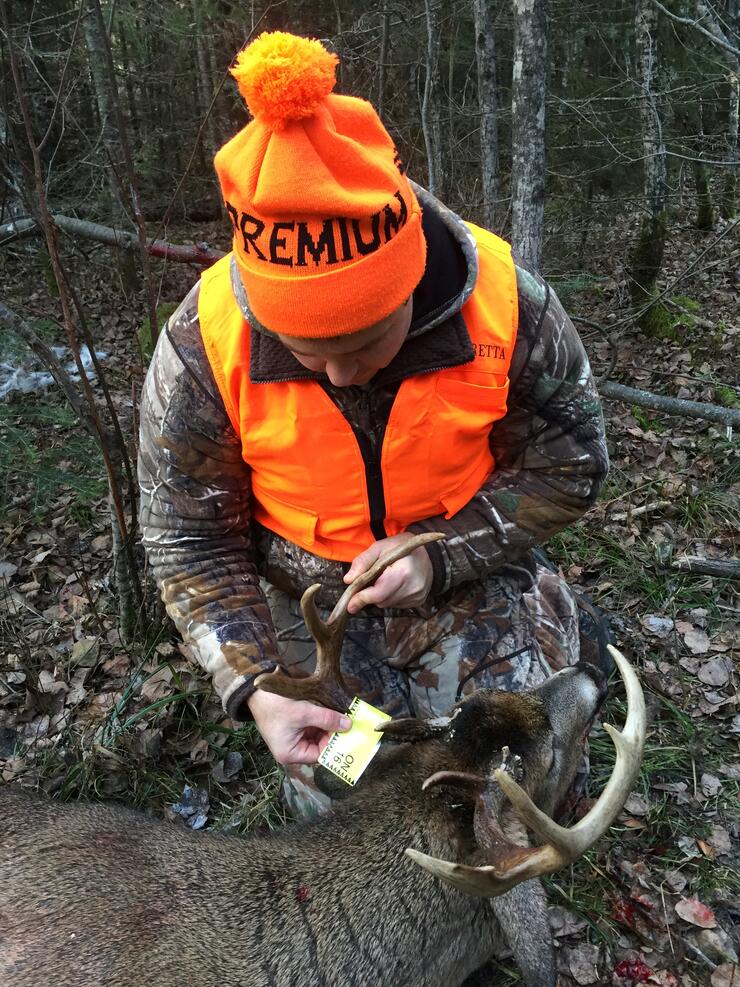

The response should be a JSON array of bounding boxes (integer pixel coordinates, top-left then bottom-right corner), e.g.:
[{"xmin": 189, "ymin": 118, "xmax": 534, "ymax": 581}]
[{"xmin": 0, "ymin": 533, "xmax": 645, "ymax": 987}]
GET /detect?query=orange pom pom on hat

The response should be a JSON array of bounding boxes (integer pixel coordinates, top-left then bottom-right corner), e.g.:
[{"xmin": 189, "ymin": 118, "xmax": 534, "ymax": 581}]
[{"xmin": 214, "ymin": 31, "xmax": 426, "ymax": 337}]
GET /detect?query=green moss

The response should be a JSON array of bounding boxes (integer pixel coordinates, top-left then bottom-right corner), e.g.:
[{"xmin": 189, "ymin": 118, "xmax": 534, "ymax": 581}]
[{"xmin": 639, "ymin": 300, "xmax": 677, "ymax": 340}]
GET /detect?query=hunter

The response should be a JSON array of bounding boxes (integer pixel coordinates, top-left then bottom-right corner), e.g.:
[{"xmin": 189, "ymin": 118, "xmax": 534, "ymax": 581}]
[{"xmin": 138, "ymin": 31, "xmax": 610, "ymax": 817}]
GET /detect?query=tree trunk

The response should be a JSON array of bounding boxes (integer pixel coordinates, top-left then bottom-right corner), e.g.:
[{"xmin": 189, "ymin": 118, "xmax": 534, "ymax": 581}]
[
  {"xmin": 378, "ymin": 11, "xmax": 390, "ymax": 118},
  {"xmin": 693, "ymin": 0, "xmax": 739, "ymax": 219},
  {"xmin": 81, "ymin": 0, "xmax": 122, "ymax": 214},
  {"xmin": 422, "ymin": 0, "xmax": 446, "ymax": 198},
  {"xmin": 116, "ymin": 18, "xmax": 141, "ymax": 145},
  {"xmin": 474, "ymin": 0, "xmax": 498, "ymax": 230},
  {"xmin": 723, "ymin": 70, "xmax": 740, "ymax": 218},
  {"xmin": 191, "ymin": 0, "xmax": 220, "ymax": 161},
  {"xmin": 629, "ymin": 0, "xmax": 669, "ymax": 336},
  {"xmin": 510, "ymin": 0, "xmax": 548, "ymax": 269}
]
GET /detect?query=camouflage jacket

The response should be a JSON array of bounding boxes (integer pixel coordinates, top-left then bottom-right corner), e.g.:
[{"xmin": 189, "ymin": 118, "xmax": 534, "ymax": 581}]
[{"xmin": 138, "ymin": 187, "xmax": 609, "ymax": 720}]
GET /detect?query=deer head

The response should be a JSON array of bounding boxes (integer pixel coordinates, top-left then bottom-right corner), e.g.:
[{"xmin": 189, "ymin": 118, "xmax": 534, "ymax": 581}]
[{"xmin": 254, "ymin": 534, "xmax": 646, "ymax": 901}]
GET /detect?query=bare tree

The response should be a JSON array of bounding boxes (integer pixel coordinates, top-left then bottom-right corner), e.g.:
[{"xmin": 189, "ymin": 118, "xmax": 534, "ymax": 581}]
[
  {"xmin": 629, "ymin": 0, "xmax": 669, "ymax": 334},
  {"xmin": 695, "ymin": 0, "xmax": 739, "ymax": 218},
  {"xmin": 422, "ymin": 0, "xmax": 446, "ymax": 198},
  {"xmin": 510, "ymin": 0, "xmax": 548, "ymax": 268},
  {"xmin": 474, "ymin": 0, "xmax": 498, "ymax": 230}
]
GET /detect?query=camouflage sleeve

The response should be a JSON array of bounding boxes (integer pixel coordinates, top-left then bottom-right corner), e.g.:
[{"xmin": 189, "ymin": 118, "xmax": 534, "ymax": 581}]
[
  {"xmin": 410, "ymin": 259, "xmax": 609, "ymax": 595},
  {"xmin": 137, "ymin": 283, "xmax": 280, "ymax": 720}
]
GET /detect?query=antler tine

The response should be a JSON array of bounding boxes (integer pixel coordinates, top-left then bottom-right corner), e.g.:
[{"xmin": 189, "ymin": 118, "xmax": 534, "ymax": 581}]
[
  {"xmin": 255, "ymin": 532, "xmax": 446, "ymax": 712},
  {"xmin": 327, "ymin": 532, "xmax": 447, "ymax": 624},
  {"xmin": 406, "ymin": 646, "xmax": 646, "ymax": 897},
  {"xmin": 492, "ymin": 645, "xmax": 645, "ymax": 860}
]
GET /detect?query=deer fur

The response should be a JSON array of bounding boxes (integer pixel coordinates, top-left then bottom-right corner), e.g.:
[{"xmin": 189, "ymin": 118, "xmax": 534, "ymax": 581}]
[{"xmin": 0, "ymin": 662, "xmax": 609, "ymax": 987}]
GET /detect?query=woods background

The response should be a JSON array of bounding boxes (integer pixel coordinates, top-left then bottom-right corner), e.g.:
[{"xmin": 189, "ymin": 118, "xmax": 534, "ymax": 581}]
[{"xmin": 0, "ymin": 3, "xmax": 738, "ymax": 986}]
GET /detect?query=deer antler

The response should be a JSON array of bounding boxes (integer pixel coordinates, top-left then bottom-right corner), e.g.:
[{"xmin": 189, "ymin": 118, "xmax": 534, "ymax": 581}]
[
  {"xmin": 406, "ymin": 645, "xmax": 646, "ymax": 897},
  {"xmin": 254, "ymin": 532, "xmax": 446, "ymax": 712}
]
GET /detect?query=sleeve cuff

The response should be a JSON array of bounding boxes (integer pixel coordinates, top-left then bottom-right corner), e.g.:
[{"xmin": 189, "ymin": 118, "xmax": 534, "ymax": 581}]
[{"xmin": 222, "ymin": 662, "xmax": 279, "ymax": 723}]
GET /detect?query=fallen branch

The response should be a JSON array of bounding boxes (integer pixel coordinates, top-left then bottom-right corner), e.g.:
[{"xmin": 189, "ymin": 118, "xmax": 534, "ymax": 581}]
[
  {"xmin": 0, "ymin": 215, "xmax": 224, "ymax": 267},
  {"xmin": 607, "ymin": 500, "xmax": 672, "ymax": 522},
  {"xmin": 672, "ymin": 557, "xmax": 740, "ymax": 579},
  {"xmin": 599, "ymin": 380, "xmax": 740, "ymax": 429}
]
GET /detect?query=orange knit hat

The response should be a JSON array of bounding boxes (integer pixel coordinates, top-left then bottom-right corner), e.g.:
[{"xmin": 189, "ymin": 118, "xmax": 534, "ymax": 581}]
[{"xmin": 214, "ymin": 31, "xmax": 426, "ymax": 337}]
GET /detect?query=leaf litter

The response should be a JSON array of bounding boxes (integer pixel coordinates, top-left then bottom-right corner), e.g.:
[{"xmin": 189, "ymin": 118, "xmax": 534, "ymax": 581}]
[{"xmin": 0, "ymin": 215, "xmax": 737, "ymax": 987}]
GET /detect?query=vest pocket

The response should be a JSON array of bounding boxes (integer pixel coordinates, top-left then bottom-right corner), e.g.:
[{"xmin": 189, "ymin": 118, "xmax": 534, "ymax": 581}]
[
  {"xmin": 251, "ymin": 486, "xmax": 319, "ymax": 549},
  {"xmin": 433, "ymin": 375, "xmax": 509, "ymax": 518}
]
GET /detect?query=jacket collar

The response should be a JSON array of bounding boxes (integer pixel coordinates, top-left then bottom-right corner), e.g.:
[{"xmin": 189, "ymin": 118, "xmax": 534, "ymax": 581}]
[{"xmin": 232, "ymin": 185, "xmax": 479, "ymax": 386}]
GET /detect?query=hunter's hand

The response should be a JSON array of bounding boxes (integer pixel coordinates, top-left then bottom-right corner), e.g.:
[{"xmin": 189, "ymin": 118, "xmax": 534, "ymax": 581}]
[
  {"xmin": 344, "ymin": 532, "xmax": 433, "ymax": 614},
  {"xmin": 247, "ymin": 689, "xmax": 351, "ymax": 765}
]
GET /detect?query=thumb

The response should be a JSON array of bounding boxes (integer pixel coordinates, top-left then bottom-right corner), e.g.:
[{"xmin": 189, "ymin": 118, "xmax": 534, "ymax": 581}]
[{"xmin": 306, "ymin": 705, "xmax": 352, "ymax": 733}]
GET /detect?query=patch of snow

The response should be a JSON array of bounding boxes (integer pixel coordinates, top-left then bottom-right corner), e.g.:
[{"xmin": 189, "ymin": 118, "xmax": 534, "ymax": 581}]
[{"xmin": 0, "ymin": 344, "xmax": 107, "ymax": 401}]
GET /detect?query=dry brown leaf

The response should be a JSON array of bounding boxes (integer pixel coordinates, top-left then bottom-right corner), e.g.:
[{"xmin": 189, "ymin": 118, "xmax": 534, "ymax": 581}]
[
  {"xmin": 675, "ymin": 897, "xmax": 717, "ymax": 928},
  {"xmin": 567, "ymin": 942, "xmax": 601, "ymax": 984},
  {"xmin": 707, "ymin": 824, "xmax": 732, "ymax": 857},
  {"xmin": 139, "ymin": 665, "xmax": 174, "ymax": 703},
  {"xmin": 698, "ymin": 658, "xmax": 731, "ymax": 687},
  {"xmin": 700, "ymin": 773, "xmax": 722, "ymax": 797},
  {"xmin": 711, "ymin": 964, "xmax": 738, "ymax": 987},
  {"xmin": 683, "ymin": 628, "xmax": 711, "ymax": 654}
]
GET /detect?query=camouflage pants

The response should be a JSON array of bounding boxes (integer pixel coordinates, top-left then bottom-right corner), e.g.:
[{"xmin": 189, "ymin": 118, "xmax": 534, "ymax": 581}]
[{"xmin": 263, "ymin": 562, "xmax": 596, "ymax": 820}]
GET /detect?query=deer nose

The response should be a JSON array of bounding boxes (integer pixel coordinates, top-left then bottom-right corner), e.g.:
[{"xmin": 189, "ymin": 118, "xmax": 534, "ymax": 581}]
[{"xmin": 574, "ymin": 661, "xmax": 608, "ymax": 705}]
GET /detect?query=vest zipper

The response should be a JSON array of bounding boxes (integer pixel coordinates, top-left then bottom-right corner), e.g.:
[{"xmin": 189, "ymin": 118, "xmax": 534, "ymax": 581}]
[
  {"xmin": 319, "ymin": 384, "xmax": 389, "ymax": 541},
  {"xmin": 352, "ymin": 425, "xmax": 388, "ymax": 541}
]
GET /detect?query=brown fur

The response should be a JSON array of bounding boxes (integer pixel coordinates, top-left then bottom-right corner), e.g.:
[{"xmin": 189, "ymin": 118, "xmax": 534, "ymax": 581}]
[{"xmin": 0, "ymin": 664, "xmax": 606, "ymax": 987}]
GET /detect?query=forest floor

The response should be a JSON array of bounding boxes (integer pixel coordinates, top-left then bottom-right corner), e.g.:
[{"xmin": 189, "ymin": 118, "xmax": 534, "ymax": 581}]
[{"xmin": 0, "ymin": 212, "xmax": 737, "ymax": 987}]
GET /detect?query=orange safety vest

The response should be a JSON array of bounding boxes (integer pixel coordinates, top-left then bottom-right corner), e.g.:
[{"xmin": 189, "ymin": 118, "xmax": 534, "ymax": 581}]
[{"xmin": 199, "ymin": 223, "xmax": 518, "ymax": 562}]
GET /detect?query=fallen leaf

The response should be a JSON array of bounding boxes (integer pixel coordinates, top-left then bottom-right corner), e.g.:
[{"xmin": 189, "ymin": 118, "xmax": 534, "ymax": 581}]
[
  {"xmin": 675, "ymin": 897, "xmax": 717, "ymax": 928},
  {"xmin": 698, "ymin": 928, "xmax": 739, "ymax": 966},
  {"xmin": 697, "ymin": 839, "xmax": 716, "ymax": 859},
  {"xmin": 650, "ymin": 972, "xmax": 679, "ymax": 987},
  {"xmin": 718, "ymin": 763, "xmax": 740, "ymax": 780},
  {"xmin": 70, "ymin": 637, "xmax": 99, "ymax": 666},
  {"xmin": 211, "ymin": 751, "xmax": 243, "ymax": 784},
  {"xmin": 0, "ymin": 561, "xmax": 18, "ymax": 580},
  {"xmin": 706, "ymin": 825, "xmax": 732, "ymax": 857},
  {"xmin": 567, "ymin": 942, "xmax": 601, "ymax": 983},
  {"xmin": 641, "ymin": 614, "xmax": 674, "ymax": 638},
  {"xmin": 139, "ymin": 665, "xmax": 174, "ymax": 703},
  {"xmin": 549, "ymin": 905, "xmax": 588, "ymax": 938},
  {"xmin": 683, "ymin": 628, "xmax": 711, "ymax": 654},
  {"xmin": 711, "ymin": 964, "xmax": 738, "ymax": 987},
  {"xmin": 663, "ymin": 869, "xmax": 688, "ymax": 893},
  {"xmin": 698, "ymin": 658, "xmax": 731, "ymax": 687},
  {"xmin": 701, "ymin": 773, "xmax": 722, "ymax": 797},
  {"xmin": 624, "ymin": 792, "xmax": 649, "ymax": 815},
  {"xmin": 37, "ymin": 669, "xmax": 68, "ymax": 696}
]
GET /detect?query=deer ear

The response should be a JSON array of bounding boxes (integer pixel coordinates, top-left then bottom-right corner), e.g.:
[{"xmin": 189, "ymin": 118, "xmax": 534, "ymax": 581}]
[{"xmin": 377, "ymin": 715, "xmax": 454, "ymax": 742}]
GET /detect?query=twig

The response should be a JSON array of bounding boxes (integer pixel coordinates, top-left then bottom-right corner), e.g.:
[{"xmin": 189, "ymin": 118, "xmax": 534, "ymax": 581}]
[
  {"xmin": 608, "ymin": 500, "xmax": 672, "ymax": 522},
  {"xmin": 648, "ymin": 0, "xmax": 740, "ymax": 61}
]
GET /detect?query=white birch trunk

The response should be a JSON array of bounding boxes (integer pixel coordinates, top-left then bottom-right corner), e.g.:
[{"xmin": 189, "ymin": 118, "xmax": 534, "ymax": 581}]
[
  {"xmin": 510, "ymin": 0, "xmax": 547, "ymax": 269},
  {"xmin": 474, "ymin": 0, "xmax": 498, "ymax": 230}
]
